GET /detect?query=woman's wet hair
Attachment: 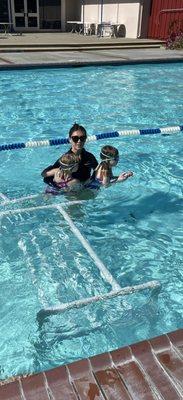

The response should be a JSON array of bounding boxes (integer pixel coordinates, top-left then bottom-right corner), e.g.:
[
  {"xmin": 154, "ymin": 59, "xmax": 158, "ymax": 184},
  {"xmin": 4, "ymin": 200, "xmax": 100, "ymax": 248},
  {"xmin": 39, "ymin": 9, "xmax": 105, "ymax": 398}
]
[
  {"xmin": 69, "ymin": 123, "xmax": 87, "ymax": 138},
  {"xmin": 59, "ymin": 153, "xmax": 79, "ymax": 170},
  {"xmin": 100, "ymin": 145, "xmax": 119, "ymax": 161}
]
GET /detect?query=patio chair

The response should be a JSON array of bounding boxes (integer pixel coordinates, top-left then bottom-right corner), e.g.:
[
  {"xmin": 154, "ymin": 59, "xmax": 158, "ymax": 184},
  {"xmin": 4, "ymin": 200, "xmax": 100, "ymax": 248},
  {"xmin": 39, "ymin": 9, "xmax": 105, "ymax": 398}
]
[{"xmin": 98, "ymin": 22, "xmax": 113, "ymax": 38}]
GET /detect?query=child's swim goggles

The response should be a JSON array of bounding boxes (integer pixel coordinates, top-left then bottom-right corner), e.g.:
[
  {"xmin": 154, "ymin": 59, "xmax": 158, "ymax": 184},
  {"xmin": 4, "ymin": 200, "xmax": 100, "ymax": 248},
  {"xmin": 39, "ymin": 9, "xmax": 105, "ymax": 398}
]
[
  {"xmin": 59, "ymin": 161, "xmax": 78, "ymax": 170},
  {"xmin": 100, "ymin": 151, "xmax": 119, "ymax": 161}
]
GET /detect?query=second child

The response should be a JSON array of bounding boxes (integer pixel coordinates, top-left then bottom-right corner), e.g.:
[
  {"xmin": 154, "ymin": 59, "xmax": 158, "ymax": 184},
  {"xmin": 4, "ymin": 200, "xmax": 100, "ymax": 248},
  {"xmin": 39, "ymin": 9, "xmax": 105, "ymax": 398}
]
[{"xmin": 85, "ymin": 145, "xmax": 133, "ymax": 189}]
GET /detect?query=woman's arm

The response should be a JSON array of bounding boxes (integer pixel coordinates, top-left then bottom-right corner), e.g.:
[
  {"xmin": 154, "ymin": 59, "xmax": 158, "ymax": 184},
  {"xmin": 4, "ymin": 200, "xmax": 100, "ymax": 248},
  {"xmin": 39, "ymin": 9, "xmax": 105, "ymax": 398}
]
[
  {"xmin": 41, "ymin": 159, "xmax": 60, "ymax": 177},
  {"xmin": 45, "ymin": 168, "xmax": 60, "ymax": 178}
]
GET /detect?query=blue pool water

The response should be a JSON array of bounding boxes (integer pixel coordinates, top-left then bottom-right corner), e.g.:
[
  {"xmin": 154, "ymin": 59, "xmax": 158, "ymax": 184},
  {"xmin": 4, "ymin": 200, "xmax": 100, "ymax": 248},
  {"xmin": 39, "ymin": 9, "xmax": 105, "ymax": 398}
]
[{"xmin": 0, "ymin": 63, "xmax": 183, "ymax": 379}]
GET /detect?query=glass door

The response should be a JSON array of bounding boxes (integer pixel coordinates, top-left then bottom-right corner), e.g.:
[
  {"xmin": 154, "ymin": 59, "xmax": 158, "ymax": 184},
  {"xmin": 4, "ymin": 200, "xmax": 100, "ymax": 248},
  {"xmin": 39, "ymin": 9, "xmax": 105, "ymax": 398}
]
[
  {"xmin": 12, "ymin": 0, "xmax": 39, "ymax": 30},
  {"xmin": 39, "ymin": 0, "xmax": 61, "ymax": 30}
]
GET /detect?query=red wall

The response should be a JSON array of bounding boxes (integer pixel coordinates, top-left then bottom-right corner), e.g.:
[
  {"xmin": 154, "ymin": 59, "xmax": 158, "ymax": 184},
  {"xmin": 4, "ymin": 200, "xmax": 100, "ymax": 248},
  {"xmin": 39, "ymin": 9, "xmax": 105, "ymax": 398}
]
[{"xmin": 148, "ymin": 0, "xmax": 183, "ymax": 39}]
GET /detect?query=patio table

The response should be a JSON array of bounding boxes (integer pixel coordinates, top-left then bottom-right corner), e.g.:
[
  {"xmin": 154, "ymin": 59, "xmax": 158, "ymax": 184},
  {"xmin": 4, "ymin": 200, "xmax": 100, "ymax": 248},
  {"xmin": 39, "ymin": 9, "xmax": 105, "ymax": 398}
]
[
  {"xmin": 67, "ymin": 21, "xmax": 83, "ymax": 34},
  {"xmin": 0, "ymin": 22, "xmax": 13, "ymax": 36}
]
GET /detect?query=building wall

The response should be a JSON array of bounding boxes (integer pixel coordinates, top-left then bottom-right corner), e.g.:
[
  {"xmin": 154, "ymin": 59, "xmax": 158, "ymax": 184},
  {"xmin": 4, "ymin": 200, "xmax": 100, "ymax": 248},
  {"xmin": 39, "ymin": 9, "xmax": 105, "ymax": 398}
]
[
  {"xmin": 1, "ymin": 0, "xmax": 150, "ymax": 37},
  {"xmin": 65, "ymin": 0, "xmax": 80, "ymax": 22},
  {"xmin": 82, "ymin": 1, "xmax": 101, "ymax": 23},
  {"xmin": 82, "ymin": 0, "xmax": 142, "ymax": 38},
  {"xmin": 117, "ymin": 2, "xmax": 140, "ymax": 37}
]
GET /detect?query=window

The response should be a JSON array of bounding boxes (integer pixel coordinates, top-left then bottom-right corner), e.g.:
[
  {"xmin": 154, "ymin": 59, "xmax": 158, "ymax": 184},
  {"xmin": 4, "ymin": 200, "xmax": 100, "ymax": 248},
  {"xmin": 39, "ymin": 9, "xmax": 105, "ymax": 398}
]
[{"xmin": 0, "ymin": 0, "xmax": 9, "ymax": 23}]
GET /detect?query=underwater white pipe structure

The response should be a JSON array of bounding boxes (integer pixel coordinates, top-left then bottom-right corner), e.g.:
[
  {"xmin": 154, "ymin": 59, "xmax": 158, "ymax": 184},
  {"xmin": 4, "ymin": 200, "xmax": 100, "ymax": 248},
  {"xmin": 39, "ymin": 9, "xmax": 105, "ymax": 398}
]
[
  {"xmin": 0, "ymin": 202, "xmax": 120, "ymax": 290},
  {"xmin": 0, "ymin": 192, "xmax": 9, "ymax": 201},
  {"xmin": 0, "ymin": 197, "xmax": 85, "ymax": 209},
  {"xmin": 37, "ymin": 280, "xmax": 161, "ymax": 319},
  {"xmin": 56, "ymin": 204, "xmax": 121, "ymax": 291},
  {"xmin": 0, "ymin": 202, "xmax": 161, "ymax": 322},
  {"xmin": 37, "ymin": 204, "xmax": 160, "ymax": 320}
]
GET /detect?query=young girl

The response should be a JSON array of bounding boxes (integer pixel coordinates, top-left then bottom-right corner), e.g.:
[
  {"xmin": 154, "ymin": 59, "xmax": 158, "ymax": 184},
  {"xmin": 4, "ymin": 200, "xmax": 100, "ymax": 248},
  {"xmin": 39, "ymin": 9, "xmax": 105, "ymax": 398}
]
[
  {"xmin": 44, "ymin": 153, "xmax": 82, "ymax": 195},
  {"xmin": 86, "ymin": 145, "xmax": 133, "ymax": 189}
]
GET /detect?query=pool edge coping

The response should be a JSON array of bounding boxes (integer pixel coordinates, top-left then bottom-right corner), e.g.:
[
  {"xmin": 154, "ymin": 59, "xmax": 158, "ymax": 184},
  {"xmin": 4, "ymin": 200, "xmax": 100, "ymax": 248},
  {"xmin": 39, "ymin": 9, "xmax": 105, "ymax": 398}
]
[{"xmin": 0, "ymin": 56, "xmax": 183, "ymax": 70}]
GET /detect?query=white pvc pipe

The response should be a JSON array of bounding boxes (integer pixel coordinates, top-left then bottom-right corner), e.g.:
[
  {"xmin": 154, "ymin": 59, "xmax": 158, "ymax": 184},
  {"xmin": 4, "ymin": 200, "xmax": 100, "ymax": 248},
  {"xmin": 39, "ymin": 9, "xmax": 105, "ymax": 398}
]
[
  {"xmin": 0, "ymin": 193, "xmax": 86, "ymax": 207},
  {"xmin": 37, "ymin": 280, "xmax": 161, "ymax": 318},
  {"xmin": 56, "ymin": 204, "xmax": 121, "ymax": 291},
  {"xmin": 0, "ymin": 204, "xmax": 55, "ymax": 216},
  {"xmin": 0, "ymin": 193, "xmax": 40, "ymax": 207},
  {"xmin": 0, "ymin": 200, "xmax": 85, "ymax": 216},
  {"xmin": 0, "ymin": 192, "xmax": 9, "ymax": 201}
]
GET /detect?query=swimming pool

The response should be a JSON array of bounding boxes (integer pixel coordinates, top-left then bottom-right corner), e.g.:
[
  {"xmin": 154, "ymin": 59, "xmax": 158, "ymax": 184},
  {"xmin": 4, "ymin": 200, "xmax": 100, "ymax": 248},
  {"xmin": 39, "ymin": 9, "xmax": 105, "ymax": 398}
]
[{"xmin": 0, "ymin": 63, "xmax": 183, "ymax": 380}]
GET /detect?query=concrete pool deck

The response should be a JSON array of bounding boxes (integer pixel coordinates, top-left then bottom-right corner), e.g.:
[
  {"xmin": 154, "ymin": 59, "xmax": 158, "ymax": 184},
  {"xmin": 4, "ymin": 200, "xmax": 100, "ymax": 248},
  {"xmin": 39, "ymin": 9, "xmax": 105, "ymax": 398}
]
[{"xmin": 0, "ymin": 33, "xmax": 183, "ymax": 68}]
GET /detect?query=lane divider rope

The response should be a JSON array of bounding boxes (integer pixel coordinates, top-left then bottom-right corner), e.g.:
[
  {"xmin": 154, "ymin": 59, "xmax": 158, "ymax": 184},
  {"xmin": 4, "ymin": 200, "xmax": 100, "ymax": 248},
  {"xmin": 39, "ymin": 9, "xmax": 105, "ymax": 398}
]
[{"xmin": 0, "ymin": 124, "xmax": 182, "ymax": 152}]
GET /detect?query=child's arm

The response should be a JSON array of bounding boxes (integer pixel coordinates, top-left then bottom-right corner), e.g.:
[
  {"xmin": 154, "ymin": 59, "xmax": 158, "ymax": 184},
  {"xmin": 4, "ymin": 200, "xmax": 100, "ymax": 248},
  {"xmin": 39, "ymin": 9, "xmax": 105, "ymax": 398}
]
[
  {"xmin": 95, "ymin": 164, "xmax": 110, "ymax": 187},
  {"xmin": 117, "ymin": 171, "xmax": 133, "ymax": 182},
  {"xmin": 108, "ymin": 171, "xmax": 133, "ymax": 186},
  {"xmin": 102, "ymin": 175, "xmax": 110, "ymax": 187}
]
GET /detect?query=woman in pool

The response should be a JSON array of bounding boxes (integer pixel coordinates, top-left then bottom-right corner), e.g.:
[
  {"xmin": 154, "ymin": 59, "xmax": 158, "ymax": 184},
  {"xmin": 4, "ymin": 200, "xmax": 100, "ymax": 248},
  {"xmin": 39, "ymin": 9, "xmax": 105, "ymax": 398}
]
[
  {"xmin": 45, "ymin": 153, "xmax": 81, "ymax": 195},
  {"xmin": 85, "ymin": 145, "xmax": 133, "ymax": 189},
  {"xmin": 41, "ymin": 123, "xmax": 98, "ymax": 187}
]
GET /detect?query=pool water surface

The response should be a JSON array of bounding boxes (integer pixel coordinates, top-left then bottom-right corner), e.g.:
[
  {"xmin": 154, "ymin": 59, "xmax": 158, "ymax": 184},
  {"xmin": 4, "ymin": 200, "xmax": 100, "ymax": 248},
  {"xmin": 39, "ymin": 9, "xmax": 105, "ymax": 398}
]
[{"xmin": 0, "ymin": 63, "xmax": 182, "ymax": 379}]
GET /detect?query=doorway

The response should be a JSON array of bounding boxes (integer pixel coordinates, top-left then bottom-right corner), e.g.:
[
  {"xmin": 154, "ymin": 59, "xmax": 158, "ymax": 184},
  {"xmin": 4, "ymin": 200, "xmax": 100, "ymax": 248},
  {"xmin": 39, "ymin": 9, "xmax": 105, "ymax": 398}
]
[
  {"xmin": 11, "ymin": 0, "xmax": 39, "ymax": 30},
  {"xmin": 39, "ymin": 0, "xmax": 61, "ymax": 30}
]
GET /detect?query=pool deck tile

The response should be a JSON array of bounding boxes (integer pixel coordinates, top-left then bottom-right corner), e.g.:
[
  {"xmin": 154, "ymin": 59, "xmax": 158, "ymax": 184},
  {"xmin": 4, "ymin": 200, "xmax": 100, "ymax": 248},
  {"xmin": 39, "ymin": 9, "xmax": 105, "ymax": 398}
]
[
  {"xmin": 168, "ymin": 330, "xmax": 183, "ymax": 355},
  {"xmin": 45, "ymin": 366, "xmax": 78, "ymax": 399},
  {"xmin": 150, "ymin": 335, "xmax": 183, "ymax": 392},
  {"xmin": 90, "ymin": 353, "xmax": 131, "ymax": 399},
  {"xmin": 0, "ymin": 380, "xmax": 21, "ymax": 400},
  {"xmin": 112, "ymin": 353, "xmax": 156, "ymax": 399},
  {"xmin": 130, "ymin": 338, "xmax": 183, "ymax": 399},
  {"xmin": 20, "ymin": 374, "xmax": 50, "ymax": 400},
  {"xmin": 68, "ymin": 359, "xmax": 104, "ymax": 399},
  {"xmin": 0, "ymin": 329, "xmax": 183, "ymax": 400}
]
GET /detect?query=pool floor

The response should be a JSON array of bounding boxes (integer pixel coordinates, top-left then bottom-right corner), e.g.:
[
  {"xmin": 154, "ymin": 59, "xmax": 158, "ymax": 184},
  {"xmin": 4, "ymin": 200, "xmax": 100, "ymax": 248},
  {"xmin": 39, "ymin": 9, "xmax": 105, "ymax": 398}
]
[{"xmin": 0, "ymin": 328, "xmax": 182, "ymax": 400}]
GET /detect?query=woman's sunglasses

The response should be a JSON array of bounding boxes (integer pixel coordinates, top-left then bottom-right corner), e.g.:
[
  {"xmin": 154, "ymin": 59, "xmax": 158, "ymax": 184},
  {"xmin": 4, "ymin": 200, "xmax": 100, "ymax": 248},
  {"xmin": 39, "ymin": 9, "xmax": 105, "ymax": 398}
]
[{"xmin": 71, "ymin": 135, "xmax": 86, "ymax": 143}]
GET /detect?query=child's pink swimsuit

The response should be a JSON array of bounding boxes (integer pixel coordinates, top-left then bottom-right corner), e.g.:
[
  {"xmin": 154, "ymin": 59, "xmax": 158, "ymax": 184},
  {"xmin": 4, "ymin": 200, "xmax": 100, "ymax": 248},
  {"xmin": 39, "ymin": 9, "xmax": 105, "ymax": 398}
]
[{"xmin": 45, "ymin": 177, "xmax": 73, "ymax": 195}]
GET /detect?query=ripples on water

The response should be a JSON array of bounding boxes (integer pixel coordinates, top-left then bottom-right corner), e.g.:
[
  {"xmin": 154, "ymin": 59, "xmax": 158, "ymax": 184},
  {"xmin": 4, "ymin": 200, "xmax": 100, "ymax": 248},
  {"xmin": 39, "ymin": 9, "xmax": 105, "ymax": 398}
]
[{"xmin": 0, "ymin": 64, "xmax": 183, "ymax": 379}]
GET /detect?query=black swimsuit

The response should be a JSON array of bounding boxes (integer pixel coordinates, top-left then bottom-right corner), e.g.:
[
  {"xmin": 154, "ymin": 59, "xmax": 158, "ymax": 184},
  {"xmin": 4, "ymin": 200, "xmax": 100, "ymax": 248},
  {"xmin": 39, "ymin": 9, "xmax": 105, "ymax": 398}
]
[{"xmin": 43, "ymin": 148, "xmax": 98, "ymax": 187}]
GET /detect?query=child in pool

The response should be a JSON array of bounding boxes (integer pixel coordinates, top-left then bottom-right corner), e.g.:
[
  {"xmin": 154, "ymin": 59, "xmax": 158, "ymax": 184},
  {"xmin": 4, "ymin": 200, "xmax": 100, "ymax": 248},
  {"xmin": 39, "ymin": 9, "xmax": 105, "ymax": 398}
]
[
  {"xmin": 85, "ymin": 145, "xmax": 133, "ymax": 189},
  {"xmin": 44, "ymin": 153, "xmax": 82, "ymax": 194}
]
